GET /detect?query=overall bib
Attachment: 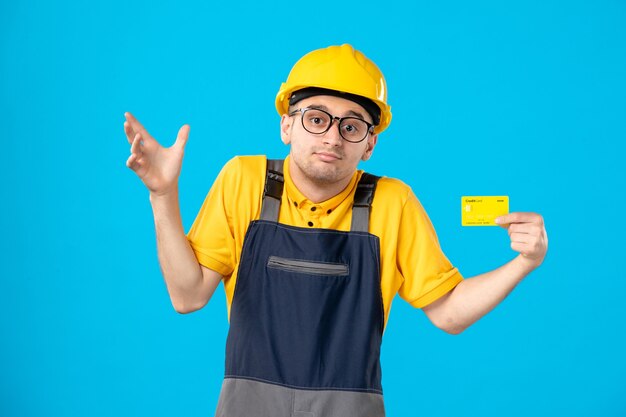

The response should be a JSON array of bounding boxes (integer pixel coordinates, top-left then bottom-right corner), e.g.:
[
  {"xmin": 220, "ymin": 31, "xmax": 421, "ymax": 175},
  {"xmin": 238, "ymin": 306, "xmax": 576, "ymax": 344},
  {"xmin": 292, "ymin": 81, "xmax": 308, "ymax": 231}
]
[{"xmin": 215, "ymin": 160, "xmax": 385, "ymax": 417}]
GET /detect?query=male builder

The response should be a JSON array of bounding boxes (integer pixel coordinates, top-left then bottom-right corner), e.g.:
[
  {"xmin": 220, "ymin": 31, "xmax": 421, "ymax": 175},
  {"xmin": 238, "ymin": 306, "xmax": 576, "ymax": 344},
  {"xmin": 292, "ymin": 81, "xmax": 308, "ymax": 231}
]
[{"xmin": 124, "ymin": 44, "xmax": 548, "ymax": 417}]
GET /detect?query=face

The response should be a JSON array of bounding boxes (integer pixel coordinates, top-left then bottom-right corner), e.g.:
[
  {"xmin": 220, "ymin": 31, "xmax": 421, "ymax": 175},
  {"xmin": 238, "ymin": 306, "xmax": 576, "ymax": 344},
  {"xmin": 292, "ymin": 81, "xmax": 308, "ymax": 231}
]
[{"xmin": 280, "ymin": 95, "xmax": 378, "ymax": 189}]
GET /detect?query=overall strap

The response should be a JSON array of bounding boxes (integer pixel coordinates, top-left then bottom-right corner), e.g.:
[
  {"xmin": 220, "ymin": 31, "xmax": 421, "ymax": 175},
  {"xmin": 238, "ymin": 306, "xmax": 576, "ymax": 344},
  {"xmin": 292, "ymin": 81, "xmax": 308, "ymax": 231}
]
[
  {"xmin": 259, "ymin": 159, "xmax": 285, "ymax": 222},
  {"xmin": 351, "ymin": 173, "xmax": 381, "ymax": 233}
]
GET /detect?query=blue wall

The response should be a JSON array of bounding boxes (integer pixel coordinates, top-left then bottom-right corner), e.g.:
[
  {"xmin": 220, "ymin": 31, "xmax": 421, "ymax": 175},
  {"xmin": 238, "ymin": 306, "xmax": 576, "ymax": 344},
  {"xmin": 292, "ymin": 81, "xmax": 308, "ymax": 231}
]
[{"xmin": 2, "ymin": 1, "xmax": 624, "ymax": 416}]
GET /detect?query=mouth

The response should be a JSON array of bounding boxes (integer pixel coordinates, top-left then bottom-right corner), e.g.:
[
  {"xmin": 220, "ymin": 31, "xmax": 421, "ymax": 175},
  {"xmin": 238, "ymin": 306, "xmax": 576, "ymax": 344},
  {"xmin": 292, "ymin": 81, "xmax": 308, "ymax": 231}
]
[{"xmin": 314, "ymin": 151, "xmax": 342, "ymax": 162}]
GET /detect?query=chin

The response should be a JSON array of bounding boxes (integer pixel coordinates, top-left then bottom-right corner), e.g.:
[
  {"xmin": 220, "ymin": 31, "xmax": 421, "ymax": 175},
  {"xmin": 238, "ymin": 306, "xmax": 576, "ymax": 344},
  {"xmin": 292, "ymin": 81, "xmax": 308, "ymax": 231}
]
[
  {"xmin": 302, "ymin": 162, "xmax": 346, "ymax": 184},
  {"xmin": 306, "ymin": 169, "xmax": 343, "ymax": 184}
]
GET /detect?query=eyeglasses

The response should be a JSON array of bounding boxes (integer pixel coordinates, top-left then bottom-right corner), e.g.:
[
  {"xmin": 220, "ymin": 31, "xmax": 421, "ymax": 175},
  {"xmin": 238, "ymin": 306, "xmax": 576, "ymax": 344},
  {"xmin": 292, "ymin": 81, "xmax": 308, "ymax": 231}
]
[{"xmin": 289, "ymin": 107, "xmax": 374, "ymax": 143}]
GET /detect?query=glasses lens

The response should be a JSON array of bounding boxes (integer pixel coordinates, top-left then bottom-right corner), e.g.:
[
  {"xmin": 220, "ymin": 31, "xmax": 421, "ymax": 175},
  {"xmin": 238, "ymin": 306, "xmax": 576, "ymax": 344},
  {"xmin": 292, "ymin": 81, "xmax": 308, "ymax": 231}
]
[
  {"xmin": 339, "ymin": 118, "xmax": 369, "ymax": 142},
  {"xmin": 301, "ymin": 109, "xmax": 331, "ymax": 134}
]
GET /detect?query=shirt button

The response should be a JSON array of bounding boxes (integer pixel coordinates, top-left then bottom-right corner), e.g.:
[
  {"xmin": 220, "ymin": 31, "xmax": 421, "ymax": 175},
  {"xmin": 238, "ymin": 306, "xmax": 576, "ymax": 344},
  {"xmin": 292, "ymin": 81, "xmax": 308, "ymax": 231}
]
[
  {"xmin": 310, "ymin": 207, "xmax": 316, "ymax": 212},
  {"xmin": 294, "ymin": 202, "xmax": 298, "ymax": 207},
  {"xmin": 307, "ymin": 221, "xmax": 314, "ymax": 227},
  {"xmin": 327, "ymin": 209, "xmax": 332, "ymax": 214}
]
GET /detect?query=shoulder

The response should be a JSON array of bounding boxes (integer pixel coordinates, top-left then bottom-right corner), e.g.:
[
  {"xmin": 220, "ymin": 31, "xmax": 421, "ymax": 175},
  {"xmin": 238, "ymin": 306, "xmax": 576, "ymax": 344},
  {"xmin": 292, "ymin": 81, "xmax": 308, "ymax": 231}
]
[
  {"xmin": 221, "ymin": 155, "xmax": 268, "ymax": 176},
  {"xmin": 372, "ymin": 175, "xmax": 413, "ymax": 206},
  {"xmin": 212, "ymin": 156, "xmax": 270, "ymax": 220},
  {"xmin": 376, "ymin": 176, "xmax": 411, "ymax": 194},
  {"xmin": 212, "ymin": 155, "xmax": 269, "ymax": 199},
  {"xmin": 215, "ymin": 155, "xmax": 269, "ymax": 187},
  {"xmin": 370, "ymin": 174, "xmax": 430, "ymax": 220}
]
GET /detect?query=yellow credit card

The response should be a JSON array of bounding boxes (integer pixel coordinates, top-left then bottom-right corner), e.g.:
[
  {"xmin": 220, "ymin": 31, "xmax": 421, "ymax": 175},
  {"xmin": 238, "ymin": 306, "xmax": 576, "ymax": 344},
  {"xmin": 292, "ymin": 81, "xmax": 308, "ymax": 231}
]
[{"xmin": 461, "ymin": 196, "xmax": 509, "ymax": 226}]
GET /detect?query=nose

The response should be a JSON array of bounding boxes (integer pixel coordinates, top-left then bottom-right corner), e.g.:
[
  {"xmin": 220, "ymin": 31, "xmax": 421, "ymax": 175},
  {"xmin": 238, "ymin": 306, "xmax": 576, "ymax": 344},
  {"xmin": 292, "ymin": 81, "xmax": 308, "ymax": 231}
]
[{"xmin": 322, "ymin": 118, "xmax": 343, "ymax": 147}]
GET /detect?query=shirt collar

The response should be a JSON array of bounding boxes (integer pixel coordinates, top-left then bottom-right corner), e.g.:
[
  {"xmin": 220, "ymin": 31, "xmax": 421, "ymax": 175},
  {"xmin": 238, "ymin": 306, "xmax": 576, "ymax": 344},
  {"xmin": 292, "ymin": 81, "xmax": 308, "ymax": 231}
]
[{"xmin": 283, "ymin": 155, "xmax": 361, "ymax": 212}]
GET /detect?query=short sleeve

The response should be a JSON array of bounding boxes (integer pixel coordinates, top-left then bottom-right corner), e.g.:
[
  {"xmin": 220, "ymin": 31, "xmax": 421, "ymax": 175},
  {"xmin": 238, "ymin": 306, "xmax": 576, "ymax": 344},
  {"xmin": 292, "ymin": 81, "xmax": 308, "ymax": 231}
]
[
  {"xmin": 396, "ymin": 191, "xmax": 464, "ymax": 308},
  {"xmin": 185, "ymin": 157, "xmax": 243, "ymax": 277}
]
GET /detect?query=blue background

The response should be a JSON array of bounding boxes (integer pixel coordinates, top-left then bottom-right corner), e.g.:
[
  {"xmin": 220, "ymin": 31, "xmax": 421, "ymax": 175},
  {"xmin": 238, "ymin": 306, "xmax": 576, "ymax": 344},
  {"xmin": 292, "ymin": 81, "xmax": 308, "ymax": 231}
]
[{"xmin": 2, "ymin": 1, "xmax": 625, "ymax": 416}]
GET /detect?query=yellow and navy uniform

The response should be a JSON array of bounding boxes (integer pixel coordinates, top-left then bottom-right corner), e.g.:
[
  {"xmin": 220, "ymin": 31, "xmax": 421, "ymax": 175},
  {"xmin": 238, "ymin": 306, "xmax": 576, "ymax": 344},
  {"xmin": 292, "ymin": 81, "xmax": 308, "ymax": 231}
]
[{"xmin": 186, "ymin": 155, "xmax": 463, "ymax": 330}]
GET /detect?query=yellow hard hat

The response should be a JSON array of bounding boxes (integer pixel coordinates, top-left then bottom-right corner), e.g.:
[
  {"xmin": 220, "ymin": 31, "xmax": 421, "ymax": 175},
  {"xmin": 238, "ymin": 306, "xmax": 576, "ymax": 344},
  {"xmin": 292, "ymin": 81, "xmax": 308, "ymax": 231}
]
[{"xmin": 276, "ymin": 44, "xmax": 392, "ymax": 134}]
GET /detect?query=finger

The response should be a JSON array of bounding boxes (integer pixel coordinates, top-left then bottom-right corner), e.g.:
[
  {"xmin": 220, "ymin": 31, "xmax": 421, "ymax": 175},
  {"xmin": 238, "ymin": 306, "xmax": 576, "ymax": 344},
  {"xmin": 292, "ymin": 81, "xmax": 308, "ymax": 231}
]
[
  {"xmin": 511, "ymin": 241, "xmax": 531, "ymax": 255},
  {"xmin": 496, "ymin": 212, "xmax": 543, "ymax": 225},
  {"xmin": 174, "ymin": 124, "xmax": 190, "ymax": 149},
  {"xmin": 510, "ymin": 232, "xmax": 532, "ymax": 244},
  {"xmin": 124, "ymin": 121, "xmax": 136, "ymax": 145},
  {"xmin": 130, "ymin": 133, "xmax": 144, "ymax": 156},
  {"xmin": 508, "ymin": 223, "xmax": 543, "ymax": 236},
  {"xmin": 511, "ymin": 240, "xmax": 544, "ymax": 259},
  {"xmin": 127, "ymin": 149, "xmax": 149, "ymax": 172},
  {"xmin": 124, "ymin": 112, "xmax": 154, "ymax": 144},
  {"xmin": 126, "ymin": 153, "xmax": 138, "ymax": 169}
]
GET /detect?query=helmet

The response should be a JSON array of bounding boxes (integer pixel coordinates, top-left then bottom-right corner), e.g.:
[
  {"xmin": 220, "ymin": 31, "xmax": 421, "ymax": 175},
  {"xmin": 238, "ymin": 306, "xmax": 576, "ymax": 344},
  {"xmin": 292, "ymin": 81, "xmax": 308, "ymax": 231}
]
[{"xmin": 275, "ymin": 44, "xmax": 392, "ymax": 134}]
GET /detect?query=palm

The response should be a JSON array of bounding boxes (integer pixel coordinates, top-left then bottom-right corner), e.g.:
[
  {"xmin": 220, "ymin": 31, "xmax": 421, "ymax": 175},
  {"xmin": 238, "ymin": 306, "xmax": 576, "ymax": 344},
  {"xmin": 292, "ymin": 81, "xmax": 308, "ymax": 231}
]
[
  {"xmin": 124, "ymin": 112, "xmax": 189, "ymax": 195},
  {"xmin": 137, "ymin": 142, "xmax": 184, "ymax": 193}
]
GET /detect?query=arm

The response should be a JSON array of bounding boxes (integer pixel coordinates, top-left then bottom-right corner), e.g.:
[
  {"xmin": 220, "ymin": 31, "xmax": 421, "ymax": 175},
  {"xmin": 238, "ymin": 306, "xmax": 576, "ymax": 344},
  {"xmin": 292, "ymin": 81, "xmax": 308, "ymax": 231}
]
[
  {"xmin": 423, "ymin": 212, "xmax": 548, "ymax": 334},
  {"xmin": 124, "ymin": 112, "xmax": 221, "ymax": 314},
  {"xmin": 150, "ymin": 190, "xmax": 222, "ymax": 314}
]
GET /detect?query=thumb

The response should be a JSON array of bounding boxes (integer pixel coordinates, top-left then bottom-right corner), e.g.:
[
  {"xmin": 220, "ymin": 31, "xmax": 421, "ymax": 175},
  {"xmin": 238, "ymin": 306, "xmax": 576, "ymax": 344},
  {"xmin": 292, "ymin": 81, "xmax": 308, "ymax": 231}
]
[{"xmin": 174, "ymin": 124, "xmax": 190, "ymax": 149}]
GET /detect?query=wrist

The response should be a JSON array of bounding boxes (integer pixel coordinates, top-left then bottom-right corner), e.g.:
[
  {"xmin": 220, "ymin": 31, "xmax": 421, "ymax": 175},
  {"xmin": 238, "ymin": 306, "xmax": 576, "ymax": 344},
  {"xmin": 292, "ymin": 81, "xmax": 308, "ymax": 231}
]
[
  {"xmin": 149, "ymin": 187, "xmax": 179, "ymax": 204},
  {"xmin": 150, "ymin": 184, "xmax": 178, "ymax": 200},
  {"xmin": 514, "ymin": 253, "xmax": 542, "ymax": 274}
]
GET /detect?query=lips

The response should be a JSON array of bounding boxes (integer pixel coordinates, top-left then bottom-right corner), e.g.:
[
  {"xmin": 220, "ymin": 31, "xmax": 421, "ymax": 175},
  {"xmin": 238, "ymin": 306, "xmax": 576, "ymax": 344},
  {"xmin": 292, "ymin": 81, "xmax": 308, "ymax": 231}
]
[{"xmin": 314, "ymin": 151, "xmax": 342, "ymax": 162}]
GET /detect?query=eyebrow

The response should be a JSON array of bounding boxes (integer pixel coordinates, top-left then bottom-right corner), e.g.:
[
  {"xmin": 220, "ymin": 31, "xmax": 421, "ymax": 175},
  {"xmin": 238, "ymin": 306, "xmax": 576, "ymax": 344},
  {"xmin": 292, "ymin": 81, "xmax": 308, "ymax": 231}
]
[{"xmin": 308, "ymin": 104, "xmax": 368, "ymax": 122}]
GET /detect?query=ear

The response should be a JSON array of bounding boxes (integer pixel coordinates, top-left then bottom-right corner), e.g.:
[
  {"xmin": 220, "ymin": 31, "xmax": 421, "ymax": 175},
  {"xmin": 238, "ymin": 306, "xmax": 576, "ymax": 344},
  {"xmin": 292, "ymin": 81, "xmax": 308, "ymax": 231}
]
[
  {"xmin": 361, "ymin": 134, "xmax": 378, "ymax": 161},
  {"xmin": 280, "ymin": 114, "xmax": 293, "ymax": 145}
]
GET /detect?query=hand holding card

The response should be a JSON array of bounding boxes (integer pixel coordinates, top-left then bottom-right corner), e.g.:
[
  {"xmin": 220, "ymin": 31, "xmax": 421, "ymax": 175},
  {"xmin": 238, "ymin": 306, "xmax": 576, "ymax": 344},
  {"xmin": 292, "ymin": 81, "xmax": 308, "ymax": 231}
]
[{"xmin": 495, "ymin": 212, "xmax": 548, "ymax": 269}]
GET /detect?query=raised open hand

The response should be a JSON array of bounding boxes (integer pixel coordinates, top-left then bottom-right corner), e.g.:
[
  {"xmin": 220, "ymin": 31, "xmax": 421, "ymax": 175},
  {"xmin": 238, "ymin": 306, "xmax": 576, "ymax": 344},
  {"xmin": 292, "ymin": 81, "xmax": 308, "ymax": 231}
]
[{"xmin": 124, "ymin": 112, "xmax": 190, "ymax": 196}]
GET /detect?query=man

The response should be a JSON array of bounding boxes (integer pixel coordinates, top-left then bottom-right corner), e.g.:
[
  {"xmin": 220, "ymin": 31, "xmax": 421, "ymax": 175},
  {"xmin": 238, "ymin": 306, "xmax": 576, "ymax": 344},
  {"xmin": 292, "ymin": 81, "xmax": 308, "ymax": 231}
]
[{"xmin": 124, "ymin": 44, "xmax": 548, "ymax": 417}]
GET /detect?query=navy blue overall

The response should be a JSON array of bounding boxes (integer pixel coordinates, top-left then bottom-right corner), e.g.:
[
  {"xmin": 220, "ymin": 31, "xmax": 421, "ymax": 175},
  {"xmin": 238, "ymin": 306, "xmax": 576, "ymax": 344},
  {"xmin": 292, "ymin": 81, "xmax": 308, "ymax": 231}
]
[{"xmin": 215, "ymin": 159, "xmax": 385, "ymax": 417}]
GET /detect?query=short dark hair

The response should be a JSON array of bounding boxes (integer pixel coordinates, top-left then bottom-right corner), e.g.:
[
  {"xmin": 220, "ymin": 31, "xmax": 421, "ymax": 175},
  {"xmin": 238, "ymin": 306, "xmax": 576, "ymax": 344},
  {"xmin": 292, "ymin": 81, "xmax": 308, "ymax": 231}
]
[{"xmin": 288, "ymin": 87, "xmax": 381, "ymax": 126}]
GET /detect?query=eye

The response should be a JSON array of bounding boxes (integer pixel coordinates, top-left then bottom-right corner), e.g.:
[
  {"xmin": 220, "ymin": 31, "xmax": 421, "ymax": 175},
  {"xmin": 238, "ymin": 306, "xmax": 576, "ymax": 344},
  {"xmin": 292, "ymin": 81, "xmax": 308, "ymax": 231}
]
[
  {"xmin": 304, "ymin": 110, "xmax": 330, "ymax": 128},
  {"xmin": 343, "ymin": 123, "xmax": 358, "ymax": 132},
  {"xmin": 341, "ymin": 120, "xmax": 363, "ymax": 134}
]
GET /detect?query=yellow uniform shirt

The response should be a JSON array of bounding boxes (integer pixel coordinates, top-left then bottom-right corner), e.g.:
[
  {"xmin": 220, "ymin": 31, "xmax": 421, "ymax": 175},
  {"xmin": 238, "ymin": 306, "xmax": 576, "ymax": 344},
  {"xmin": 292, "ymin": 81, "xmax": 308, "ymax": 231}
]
[{"xmin": 186, "ymin": 155, "xmax": 463, "ymax": 330}]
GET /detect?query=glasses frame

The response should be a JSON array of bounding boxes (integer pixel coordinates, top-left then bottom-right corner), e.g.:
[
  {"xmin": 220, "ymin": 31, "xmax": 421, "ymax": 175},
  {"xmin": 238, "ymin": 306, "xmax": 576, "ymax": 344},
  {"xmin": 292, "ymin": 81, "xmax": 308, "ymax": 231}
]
[{"xmin": 288, "ymin": 107, "xmax": 375, "ymax": 143}]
